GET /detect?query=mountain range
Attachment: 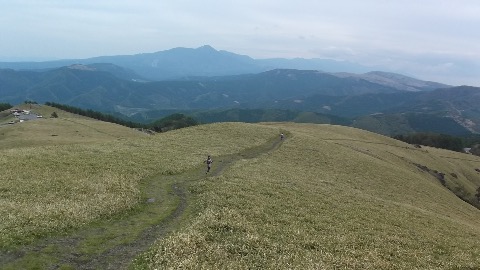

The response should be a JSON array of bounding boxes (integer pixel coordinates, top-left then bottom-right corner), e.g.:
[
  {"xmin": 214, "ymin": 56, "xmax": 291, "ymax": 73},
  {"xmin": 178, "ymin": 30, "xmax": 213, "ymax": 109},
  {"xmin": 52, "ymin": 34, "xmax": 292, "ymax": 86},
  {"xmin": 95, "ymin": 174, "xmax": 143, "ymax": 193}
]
[
  {"xmin": 0, "ymin": 45, "xmax": 449, "ymax": 88},
  {"xmin": 0, "ymin": 45, "xmax": 479, "ymax": 136}
]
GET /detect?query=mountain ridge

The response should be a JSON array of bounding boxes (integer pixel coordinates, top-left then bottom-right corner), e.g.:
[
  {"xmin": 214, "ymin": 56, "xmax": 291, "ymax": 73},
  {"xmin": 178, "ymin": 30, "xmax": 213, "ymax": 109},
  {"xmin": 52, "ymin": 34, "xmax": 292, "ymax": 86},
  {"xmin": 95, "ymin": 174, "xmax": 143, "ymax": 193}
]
[
  {"xmin": 0, "ymin": 45, "xmax": 451, "ymax": 86},
  {"xmin": 332, "ymin": 71, "xmax": 449, "ymax": 91}
]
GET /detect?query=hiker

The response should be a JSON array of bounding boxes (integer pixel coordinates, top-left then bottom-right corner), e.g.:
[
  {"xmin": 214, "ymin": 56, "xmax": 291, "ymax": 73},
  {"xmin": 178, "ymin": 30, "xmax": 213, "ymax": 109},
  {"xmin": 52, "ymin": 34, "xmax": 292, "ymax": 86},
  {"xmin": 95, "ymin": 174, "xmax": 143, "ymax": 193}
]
[
  {"xmin": 280, "ymin": 133, "xmax": 285, "ymax": 140},
  {"xmin": 204, "ymin": 155, "xmax": 213, "ymax": 174}
]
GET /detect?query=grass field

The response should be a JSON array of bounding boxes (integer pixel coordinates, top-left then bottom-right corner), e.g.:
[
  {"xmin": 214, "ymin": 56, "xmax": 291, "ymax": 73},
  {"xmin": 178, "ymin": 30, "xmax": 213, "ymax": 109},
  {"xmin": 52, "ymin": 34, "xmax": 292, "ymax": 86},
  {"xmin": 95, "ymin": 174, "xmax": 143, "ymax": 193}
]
[
  {"xmin": 0, "ymin": 110, "xmax": 278, "ymax": 250},
  {"xmin": 137, "ymin": 123, "xmax": 480, "ymax": 269},
  {"xmin": 1, "ymin": 108, "xmax": 480, "ymax": 269}
]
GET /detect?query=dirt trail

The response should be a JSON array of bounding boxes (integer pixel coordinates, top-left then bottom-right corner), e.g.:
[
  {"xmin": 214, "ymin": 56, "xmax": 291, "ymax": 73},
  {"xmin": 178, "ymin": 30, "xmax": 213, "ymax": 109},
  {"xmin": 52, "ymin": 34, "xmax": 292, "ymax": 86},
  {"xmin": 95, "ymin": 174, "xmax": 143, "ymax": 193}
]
[{"xmin": 0, "ymin": 134, "xmax": 285, "ymax": 270}]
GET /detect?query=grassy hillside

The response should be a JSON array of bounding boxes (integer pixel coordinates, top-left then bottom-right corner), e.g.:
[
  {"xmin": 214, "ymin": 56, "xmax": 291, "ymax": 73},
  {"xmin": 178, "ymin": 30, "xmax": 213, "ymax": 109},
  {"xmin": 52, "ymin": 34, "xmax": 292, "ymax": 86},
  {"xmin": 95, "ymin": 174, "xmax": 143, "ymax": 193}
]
[
  {"xmin": 1, "ymin": 114, "xmax": 480, "ymax": 269},
  {"xmin": 0, "ymin": 104, "xmax": 144, "ymax": 149},
  {"xmin": 139, "ymin": 123, "xmax": 480, "ymax": 269},
  {"xmin": 0, "ymin": 115, "xmax": 278, "ymax": 250}
]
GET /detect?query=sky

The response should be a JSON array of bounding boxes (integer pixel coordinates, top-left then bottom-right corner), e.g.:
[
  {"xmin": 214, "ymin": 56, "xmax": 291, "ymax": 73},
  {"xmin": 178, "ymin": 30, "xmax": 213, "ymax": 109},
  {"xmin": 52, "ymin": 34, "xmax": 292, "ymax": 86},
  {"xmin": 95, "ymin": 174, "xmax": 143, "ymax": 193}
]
[{"xmin": 0, "ymin": 0, "xmax": 479, "ymax": 86}]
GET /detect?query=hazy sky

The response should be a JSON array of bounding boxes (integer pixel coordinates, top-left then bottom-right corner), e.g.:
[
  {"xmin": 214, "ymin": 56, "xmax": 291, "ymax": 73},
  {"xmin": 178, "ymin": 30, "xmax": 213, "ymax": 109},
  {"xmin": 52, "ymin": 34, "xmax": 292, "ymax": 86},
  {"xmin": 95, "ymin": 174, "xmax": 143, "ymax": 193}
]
[{"xmin": 1, "ymin": 0, "xmax": 479, "ymax": 86}]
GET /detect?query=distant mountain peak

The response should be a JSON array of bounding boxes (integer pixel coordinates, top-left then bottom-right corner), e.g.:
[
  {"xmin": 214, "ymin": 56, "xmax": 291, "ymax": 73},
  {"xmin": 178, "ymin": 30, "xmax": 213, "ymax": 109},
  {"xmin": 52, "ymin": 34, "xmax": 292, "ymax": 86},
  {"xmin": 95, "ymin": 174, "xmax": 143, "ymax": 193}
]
[{"xmin": 196, "ymin": 45, "xmax": 216, "ymax": 51}]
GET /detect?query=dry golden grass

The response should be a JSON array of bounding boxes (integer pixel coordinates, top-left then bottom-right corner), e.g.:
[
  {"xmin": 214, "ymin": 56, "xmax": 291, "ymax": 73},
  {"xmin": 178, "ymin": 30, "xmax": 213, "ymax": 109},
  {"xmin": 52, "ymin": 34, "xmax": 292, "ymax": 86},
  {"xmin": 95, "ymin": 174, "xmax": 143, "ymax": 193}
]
[
  {"xmin": 0, "ymin": 120, "xmax": 278, "ymax": 248},
  {"xmin": 0, "ymin": 105, "xmax": 144, "ymax": 149},
  {"xmin": 3, "ymin": 113, "xmax": 480, "ymax": 269},
  {"xmin": 141, "ymin": 123, "xmax": 480, "ymax": 269}
]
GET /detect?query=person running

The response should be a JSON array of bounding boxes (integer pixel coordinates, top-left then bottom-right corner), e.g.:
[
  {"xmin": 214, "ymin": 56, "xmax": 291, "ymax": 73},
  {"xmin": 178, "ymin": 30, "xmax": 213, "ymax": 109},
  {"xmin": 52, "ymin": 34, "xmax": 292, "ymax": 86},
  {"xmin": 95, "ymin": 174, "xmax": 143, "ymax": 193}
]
[{"xmin": 204, "ymin": 155, "xmax": 213, "ymax": 174}]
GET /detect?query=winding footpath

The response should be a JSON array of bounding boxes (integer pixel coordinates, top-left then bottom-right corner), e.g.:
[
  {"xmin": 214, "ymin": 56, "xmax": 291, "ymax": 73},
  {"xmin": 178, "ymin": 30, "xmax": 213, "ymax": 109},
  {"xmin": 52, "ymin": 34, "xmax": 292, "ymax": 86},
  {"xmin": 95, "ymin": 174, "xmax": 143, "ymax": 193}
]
[{"xmin": 0, "ymin": 134, "xmax": 285, "ymax": 269}]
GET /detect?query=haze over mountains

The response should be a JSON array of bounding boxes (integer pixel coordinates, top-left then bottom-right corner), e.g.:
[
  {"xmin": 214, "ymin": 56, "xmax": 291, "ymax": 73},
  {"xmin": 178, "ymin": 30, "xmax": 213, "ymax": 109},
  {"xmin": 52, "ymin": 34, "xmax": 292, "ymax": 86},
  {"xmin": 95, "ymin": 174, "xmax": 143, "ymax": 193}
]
[
  {"xmin": 0, "ymin": 45, "xmax": 366, "ymax": 80},
  {"xmin": 0, "ymin": 45, "xmax": 451, "ymax": 86},
  {"xmin": 1, "ymin": 45, "xmax": 479, "ymax": 136}
]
